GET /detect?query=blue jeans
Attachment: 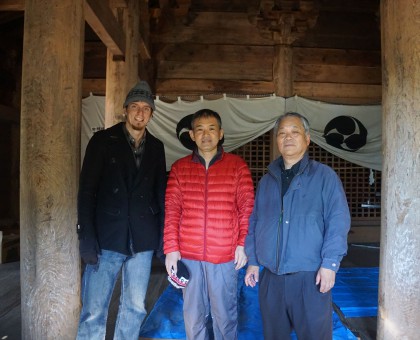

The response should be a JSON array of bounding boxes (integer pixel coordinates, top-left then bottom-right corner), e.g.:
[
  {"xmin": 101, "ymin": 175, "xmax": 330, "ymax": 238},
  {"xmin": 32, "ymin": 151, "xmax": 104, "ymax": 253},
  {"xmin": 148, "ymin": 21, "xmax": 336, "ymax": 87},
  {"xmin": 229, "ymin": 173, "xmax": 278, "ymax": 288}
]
[{"xmin": 77, "ymin": 249, "xmax": 153, "ymax": 340}]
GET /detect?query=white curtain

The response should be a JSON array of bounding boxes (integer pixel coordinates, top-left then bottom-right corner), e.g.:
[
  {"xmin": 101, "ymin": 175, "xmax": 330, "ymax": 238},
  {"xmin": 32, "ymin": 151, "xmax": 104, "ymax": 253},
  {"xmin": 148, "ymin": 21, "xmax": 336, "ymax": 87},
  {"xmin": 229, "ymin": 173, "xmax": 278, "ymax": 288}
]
[{"xmin": 81, "ymin": 95, "xmax": 382, "ymax": 171}]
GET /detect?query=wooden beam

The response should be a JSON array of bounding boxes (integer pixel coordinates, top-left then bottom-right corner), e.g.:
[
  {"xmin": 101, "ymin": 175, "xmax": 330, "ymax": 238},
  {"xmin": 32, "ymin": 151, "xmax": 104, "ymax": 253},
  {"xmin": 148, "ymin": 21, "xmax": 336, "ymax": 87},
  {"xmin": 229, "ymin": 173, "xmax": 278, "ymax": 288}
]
[
  {"xmin": 273, "ymin": 45, "xmax": 293, "ymax": 97},
  {"xmin": 0, "ymin": 0, "xmax": 24, "ymax": 10},
  {"xmin": 157, "ymin": 61, "xmax": 272, "ymax": 80},
  {"xmin": 84, "ymin": 0, "xmax": 126, "ymax": 57},
  {"xmin": 294, "ymin": 82, "xmax": 382, "ymax": 102},
  {"xmin": 138, "ymin": 0, "xmax": 151, "ymax": 60},
  {"xmin": 82, "ymin": 78, "xmax": 106, "ymax": 97},
  {"xmin": 83, "ymin": 78, "xmax": 382, "ymax": 103},
  {"xmin": 110, "ymin": 0, "xmax": 151, "ymax": 59},
  {"xmin": 155, "ymin": 43, "xmax": 273, "ymax": 62},
  {"xmin": 109, "ymin": 0, "xmax": 128, "ymax": 7},
  {"xmin": 138, "ymin": 38, "xmax": 151, "ymax": 60},
  {"xmin": 152, "ymin": 12, "xmax": 274, "ymax": 45},
  {"xmin": 294, "ymin": 64, "xmax": 382, "ymax": 84},
  {"xmin": 0, "ymin": 0, "xmax": 150, "ymax": 60},
  {"xmin": 294, "ymin": 47, "xmax": 381, "ymax": 67},
  {"xmin": 156, "ymin": 79, "xmax": 275, "ymax": 95},
  {"xmin": 105, "ymin": 0, "xmax": 140, "ymax": 127}
]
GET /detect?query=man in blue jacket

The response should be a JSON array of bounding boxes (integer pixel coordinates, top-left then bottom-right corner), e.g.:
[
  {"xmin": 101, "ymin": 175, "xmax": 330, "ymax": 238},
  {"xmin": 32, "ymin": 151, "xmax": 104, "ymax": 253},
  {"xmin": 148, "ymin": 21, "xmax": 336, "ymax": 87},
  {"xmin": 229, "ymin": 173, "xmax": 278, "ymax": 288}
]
[
  {"xmin": 76, "ymin": 81, "xmax": 166, "ymax": 340},
  {"xmin": 245, "ymin": 112, "xmax": 350, "ymax": 340}
]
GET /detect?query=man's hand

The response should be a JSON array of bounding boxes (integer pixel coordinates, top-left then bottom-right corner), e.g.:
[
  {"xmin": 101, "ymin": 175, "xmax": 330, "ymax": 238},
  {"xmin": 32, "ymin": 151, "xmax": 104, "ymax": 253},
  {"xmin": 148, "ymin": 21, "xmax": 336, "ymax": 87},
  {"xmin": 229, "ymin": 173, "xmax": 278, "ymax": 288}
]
[
  {"xmin": 234, "ymin": 245, "xmax": 248, "ymax": 270},
  {"xmin": 316, "ymin": 267, "xmax": 336, "ymax": 293},
  {"xmin": 245, "ymin": 265, "xmax": 259, "ymax": 288},
  {"xmin": 165, "ymin": 251, "xmax": 181, "ymax": 276},
  {"xmin": 79, "ymin": 238, "xmax": 99, "ymax": 265}
]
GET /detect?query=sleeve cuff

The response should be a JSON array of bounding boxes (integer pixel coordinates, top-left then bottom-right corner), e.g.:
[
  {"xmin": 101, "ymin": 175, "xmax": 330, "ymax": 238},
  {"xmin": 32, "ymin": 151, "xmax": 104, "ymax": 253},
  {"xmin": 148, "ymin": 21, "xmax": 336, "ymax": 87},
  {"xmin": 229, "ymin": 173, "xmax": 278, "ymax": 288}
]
[{"xmin": 321, "ymin": 258, "xmax": 340, "ymax": 272}]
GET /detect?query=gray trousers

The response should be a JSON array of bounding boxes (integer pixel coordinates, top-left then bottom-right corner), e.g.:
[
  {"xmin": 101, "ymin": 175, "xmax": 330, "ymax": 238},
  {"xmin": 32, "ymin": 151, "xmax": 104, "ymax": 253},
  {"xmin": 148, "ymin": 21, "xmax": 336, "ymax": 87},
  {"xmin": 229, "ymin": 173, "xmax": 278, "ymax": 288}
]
[{"xmin": 182, "ymin": 259, "xmax": 238, "ymax": 340}]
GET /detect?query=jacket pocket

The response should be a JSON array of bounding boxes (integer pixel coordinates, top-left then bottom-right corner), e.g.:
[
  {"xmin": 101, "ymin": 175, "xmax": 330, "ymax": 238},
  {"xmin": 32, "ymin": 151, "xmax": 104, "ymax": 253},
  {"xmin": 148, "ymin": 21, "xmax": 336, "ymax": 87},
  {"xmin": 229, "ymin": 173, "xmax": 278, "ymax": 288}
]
[{"xmin": 104, "ymin": 207, "xmax": 121, "ymax": 216}]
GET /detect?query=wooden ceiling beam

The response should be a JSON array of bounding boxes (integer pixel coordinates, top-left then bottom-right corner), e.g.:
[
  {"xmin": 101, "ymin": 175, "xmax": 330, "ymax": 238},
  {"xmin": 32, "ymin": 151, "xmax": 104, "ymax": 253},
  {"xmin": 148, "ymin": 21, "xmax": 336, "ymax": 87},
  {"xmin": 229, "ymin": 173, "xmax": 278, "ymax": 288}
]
[
  {"xmin": 84, "ymin": 0, "xmax": 126, "ymax": 58},
  {"xmin": 0, "ymin": 0, "xmax": 150, "ymax": 60},
  {"xmin": 0, "ymin": 0, "xmax": 24, "ymax": 11},
  {"xmin": 85, "ymin": 0, "xmax": 150, "ymax": 60}
]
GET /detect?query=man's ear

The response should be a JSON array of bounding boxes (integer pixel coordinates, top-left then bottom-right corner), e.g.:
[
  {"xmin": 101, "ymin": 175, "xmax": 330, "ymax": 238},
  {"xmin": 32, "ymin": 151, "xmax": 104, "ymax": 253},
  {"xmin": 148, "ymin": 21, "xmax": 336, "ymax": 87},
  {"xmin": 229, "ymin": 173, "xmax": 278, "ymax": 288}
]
[
  {"xmin": 219, "ymin": 128, "xmax": 224, "ymax": 140},
  {"xmin": 189, "ymin": 129, "xmax": 195, "ymax": 141}
]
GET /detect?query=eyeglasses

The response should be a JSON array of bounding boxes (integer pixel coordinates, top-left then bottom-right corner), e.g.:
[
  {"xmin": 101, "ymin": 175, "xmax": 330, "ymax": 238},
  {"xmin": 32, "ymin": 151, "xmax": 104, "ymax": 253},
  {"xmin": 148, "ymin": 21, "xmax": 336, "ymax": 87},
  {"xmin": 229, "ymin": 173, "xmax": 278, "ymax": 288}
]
[{"xmin": 126, "ymin": 103, "xmax": 152, "ymax": 115}]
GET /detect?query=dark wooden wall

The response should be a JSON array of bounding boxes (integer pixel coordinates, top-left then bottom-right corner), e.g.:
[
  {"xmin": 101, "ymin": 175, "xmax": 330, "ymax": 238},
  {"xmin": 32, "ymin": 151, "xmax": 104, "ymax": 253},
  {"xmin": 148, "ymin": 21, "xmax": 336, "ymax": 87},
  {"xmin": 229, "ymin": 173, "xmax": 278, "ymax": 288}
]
[{"xmin": 80, "ymin": 0, "xmax": 381, "ymax": 104}]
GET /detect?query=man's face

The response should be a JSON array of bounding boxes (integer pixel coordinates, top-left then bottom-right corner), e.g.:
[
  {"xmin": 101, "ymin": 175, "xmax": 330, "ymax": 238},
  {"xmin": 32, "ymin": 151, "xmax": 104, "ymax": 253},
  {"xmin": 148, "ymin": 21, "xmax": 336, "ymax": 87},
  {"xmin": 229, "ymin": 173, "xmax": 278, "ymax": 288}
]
[
  {"xmin": 189, "ymin": 116, "xmax": 224, "ymax": 156},
  {"xmin": 276, "ymin": 116, "xmax": 310, "ymax": 159},
  {"xmin": 125, "ymin": 101, "xmax": 153, "ymax": 132}
]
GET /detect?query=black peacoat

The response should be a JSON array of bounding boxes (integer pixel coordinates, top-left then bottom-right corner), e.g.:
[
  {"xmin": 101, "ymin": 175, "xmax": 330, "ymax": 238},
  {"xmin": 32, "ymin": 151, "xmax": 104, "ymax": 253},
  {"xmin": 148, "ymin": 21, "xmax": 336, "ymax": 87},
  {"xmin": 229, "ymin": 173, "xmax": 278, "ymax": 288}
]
[{"xmin": 77, "ymin": 122, "xmax": 167, "ymax": 255}]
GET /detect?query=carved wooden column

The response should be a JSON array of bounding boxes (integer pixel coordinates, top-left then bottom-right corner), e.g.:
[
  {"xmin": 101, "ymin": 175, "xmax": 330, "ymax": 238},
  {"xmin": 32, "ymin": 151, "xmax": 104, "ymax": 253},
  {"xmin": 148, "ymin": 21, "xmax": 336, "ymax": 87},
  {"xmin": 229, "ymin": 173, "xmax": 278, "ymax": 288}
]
[
  {"xmin": 20, "ymin": 0, "xmax": 84, "ymax": 338},
  {"xmin": 254, "ymin": 1, "xmax": 318, "ymax": 159},
  {"xmin": 378, "ymin": 1, "xmax": 420, "ymax": 338},
  {"xmin": 105, "ymin": 0, "xmax": 140, "ymax": 127}
]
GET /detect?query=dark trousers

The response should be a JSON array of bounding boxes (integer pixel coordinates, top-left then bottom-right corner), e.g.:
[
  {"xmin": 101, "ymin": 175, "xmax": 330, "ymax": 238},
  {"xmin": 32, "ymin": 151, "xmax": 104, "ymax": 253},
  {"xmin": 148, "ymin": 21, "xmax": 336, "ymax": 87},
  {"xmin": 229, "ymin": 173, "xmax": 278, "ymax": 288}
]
[{"xmin": 258, "ymin": 269, "xmax": 332, "ymax": 340}]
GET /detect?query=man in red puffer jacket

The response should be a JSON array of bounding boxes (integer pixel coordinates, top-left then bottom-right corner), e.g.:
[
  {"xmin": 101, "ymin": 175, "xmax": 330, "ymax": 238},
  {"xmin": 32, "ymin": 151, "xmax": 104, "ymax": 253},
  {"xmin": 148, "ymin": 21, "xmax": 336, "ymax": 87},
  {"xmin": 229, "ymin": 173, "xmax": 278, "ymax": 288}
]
[{"xmin": 164, "ymin": 108, "xmax": 255, "ymax": 340}]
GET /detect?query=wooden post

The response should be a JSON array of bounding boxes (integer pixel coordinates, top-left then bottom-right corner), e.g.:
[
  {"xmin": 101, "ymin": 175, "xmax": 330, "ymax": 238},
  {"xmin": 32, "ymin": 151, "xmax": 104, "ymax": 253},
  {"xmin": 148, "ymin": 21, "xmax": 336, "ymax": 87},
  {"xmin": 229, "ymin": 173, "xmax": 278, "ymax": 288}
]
[
  {"xmin": 20, "ymin": 0, "xmax": 84, "ymax": 338},
  {"xmin": 105, "ymin": 0, "xmax": 140, "ymax": 128},
  {"xmin": 378, "ymin": 1, "xmax": 420, "ymax": 339},
  {"xmin": 271, "ymin": 44, "xmax": 294, "ymax": 160},
  {"xmin": 273, "ymin": 44, "xmax": 294, "ymax": 98}
]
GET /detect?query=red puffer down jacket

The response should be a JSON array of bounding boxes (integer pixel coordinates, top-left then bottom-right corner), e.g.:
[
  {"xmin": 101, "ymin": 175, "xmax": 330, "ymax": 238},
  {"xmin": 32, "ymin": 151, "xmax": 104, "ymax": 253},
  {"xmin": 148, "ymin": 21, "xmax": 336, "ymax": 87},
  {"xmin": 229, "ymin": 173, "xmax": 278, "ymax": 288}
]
[{"xmin": 164, "ymin": 150, "xmax": 255, "ymax": 264}]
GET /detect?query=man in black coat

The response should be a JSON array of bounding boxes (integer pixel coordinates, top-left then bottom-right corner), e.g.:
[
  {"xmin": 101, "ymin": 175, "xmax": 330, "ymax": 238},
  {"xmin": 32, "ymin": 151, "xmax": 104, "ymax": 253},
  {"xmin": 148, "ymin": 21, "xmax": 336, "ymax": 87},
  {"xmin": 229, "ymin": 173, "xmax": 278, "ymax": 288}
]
[{"xmin": 76, "ymin": 81, "xmax": 167, "ymax": 340}]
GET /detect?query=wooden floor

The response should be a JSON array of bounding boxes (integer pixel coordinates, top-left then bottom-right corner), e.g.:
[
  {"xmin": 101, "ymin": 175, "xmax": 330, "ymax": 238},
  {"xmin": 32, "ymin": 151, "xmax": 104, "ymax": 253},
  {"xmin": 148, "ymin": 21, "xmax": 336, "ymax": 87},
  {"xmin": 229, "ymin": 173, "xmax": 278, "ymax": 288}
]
[{"xmin": 0, "ymin": 244, "xmax": 379, "ymax": 340}]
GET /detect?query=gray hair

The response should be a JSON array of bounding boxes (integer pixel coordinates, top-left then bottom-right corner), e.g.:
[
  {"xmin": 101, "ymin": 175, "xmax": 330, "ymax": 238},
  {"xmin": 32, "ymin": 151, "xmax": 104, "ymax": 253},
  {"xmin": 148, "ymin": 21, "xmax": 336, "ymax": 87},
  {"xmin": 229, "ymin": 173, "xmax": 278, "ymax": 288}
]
[{"xmin": 273, "ymin": 112, "xmax": 310, "ymax": 135}]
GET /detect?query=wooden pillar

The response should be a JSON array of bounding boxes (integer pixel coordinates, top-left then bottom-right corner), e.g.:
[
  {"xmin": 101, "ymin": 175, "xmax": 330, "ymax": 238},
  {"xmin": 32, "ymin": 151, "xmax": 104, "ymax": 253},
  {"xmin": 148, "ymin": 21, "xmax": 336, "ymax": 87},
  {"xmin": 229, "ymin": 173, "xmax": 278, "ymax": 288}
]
[
  {"xmin": 273, "ymin": 44, "xmax": 294, "ymax": 98},
  {"xmin": 378, "ymin": 1, "xmax": 420, "ymax": 339},
  {"xmin": 105, "ymin": 0, "xmax": 140, "ymax": 128},
  {"xmin": 20, "ymin": 0, "xmax": 84, "ymax": 338},
  {"xmin": 271, "ymin": 44, "xmax": 294, "ymax": 160}
]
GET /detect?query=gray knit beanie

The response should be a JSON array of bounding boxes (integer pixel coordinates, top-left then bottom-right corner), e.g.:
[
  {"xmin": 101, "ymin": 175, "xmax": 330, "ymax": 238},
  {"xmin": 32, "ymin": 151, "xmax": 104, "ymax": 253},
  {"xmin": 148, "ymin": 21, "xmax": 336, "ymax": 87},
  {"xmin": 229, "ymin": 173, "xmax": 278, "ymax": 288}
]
[{"xmin": 123, "ymin": 81, "xmax": 155, "ymax": 110}]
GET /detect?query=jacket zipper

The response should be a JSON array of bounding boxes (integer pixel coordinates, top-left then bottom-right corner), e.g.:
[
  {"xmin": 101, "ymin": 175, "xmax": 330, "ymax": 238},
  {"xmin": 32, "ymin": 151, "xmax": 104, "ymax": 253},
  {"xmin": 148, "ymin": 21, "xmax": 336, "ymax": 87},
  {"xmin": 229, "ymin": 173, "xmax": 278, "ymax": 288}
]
[
  {"xmin": 271, "ymin": 157, "xmax": 308, "ymax": 273},
  {"xmin": 276, "ymin": 213, "xmax": 282, "ymax": 272},
  {"xmin": 203, "ymin": 167, "xmax": 209, "ymax": 261},
  {"xmin": 276, "ymin": 182, "xmax": 283, "ymax": 273},
  {"xmin": 269, "ymin": 167, "xmax": 283, "ymax": 273}
]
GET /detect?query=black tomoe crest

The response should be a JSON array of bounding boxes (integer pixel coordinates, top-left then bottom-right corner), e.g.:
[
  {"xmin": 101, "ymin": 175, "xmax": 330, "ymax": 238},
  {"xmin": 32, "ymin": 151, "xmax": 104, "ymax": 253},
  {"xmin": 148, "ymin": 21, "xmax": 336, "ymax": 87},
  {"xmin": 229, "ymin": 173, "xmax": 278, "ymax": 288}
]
[
  {"xmin": 323, "ymin": 116, "xmax": 367, "ymax": 152},
  {"xmin": 176, "ymin": 114, "xmax": 195, "ymax": 150}
]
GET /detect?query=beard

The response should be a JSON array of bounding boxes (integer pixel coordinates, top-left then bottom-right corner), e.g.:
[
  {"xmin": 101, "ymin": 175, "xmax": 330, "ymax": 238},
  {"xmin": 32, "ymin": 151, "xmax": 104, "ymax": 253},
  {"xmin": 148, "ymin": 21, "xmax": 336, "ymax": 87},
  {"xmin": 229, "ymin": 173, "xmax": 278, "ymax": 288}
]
[
  {"xmin": 128, "ymin": 119, "xmax": 145, "ymax": 131},
  {"xmin": 131, "ymin": 124, "xmax": 144, "ymax": 131}
]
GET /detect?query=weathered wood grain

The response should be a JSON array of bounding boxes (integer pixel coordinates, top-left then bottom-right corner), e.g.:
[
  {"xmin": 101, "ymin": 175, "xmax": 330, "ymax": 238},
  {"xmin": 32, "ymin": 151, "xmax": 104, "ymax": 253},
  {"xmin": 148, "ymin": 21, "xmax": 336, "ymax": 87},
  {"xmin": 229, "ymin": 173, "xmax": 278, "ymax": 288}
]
[
  {"xmin": 378, "ymin": 1, "xmax": 420, "ymax": 339},
  {"xmin": 156, "ymin": 79, "xmax": 275, "ymax": 95},
  {"xmin": 295, "ymin": 64, "xmax": 381, "ymax": 84},
  {"xmin": 293, "ymin": 82, "xmax": 381, "ymax": 102},
  {"xmin": 20, "ymin": 1, "xmax": 84, "ymax": 338},
  {"xmin": 157, "ymin": 60, "xmax": 272, "ymax": 80}
]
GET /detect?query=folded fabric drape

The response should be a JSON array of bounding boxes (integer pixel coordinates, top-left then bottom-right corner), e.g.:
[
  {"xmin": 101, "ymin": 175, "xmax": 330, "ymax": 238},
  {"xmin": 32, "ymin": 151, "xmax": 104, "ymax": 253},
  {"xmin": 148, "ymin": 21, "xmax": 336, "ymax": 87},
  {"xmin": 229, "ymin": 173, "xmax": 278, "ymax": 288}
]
[{"xmin": 82, "ymin": 95, "xmax": 382, "ymax": 171}]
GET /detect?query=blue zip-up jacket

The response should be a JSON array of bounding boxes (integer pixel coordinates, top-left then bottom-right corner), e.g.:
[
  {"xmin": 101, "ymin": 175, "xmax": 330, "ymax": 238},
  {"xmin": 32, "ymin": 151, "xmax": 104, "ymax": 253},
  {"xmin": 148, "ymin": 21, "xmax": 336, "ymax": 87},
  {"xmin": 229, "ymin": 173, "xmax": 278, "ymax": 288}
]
[{"xmin": 245, "ymin": 153, "xmax": 350, "ymax": 274}]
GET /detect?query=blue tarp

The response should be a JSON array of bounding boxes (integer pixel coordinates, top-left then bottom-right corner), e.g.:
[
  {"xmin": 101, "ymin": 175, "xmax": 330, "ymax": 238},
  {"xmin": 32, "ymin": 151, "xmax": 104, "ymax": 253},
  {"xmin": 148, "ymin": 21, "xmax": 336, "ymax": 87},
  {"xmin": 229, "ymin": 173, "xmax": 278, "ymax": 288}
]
[
  {"xmin": 140, "ymin": 267, "xmax": 378, "ymax": 339},
  {"xmin": 332, "ymin": 267, "xmax": 379, "ymax": 318}
]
